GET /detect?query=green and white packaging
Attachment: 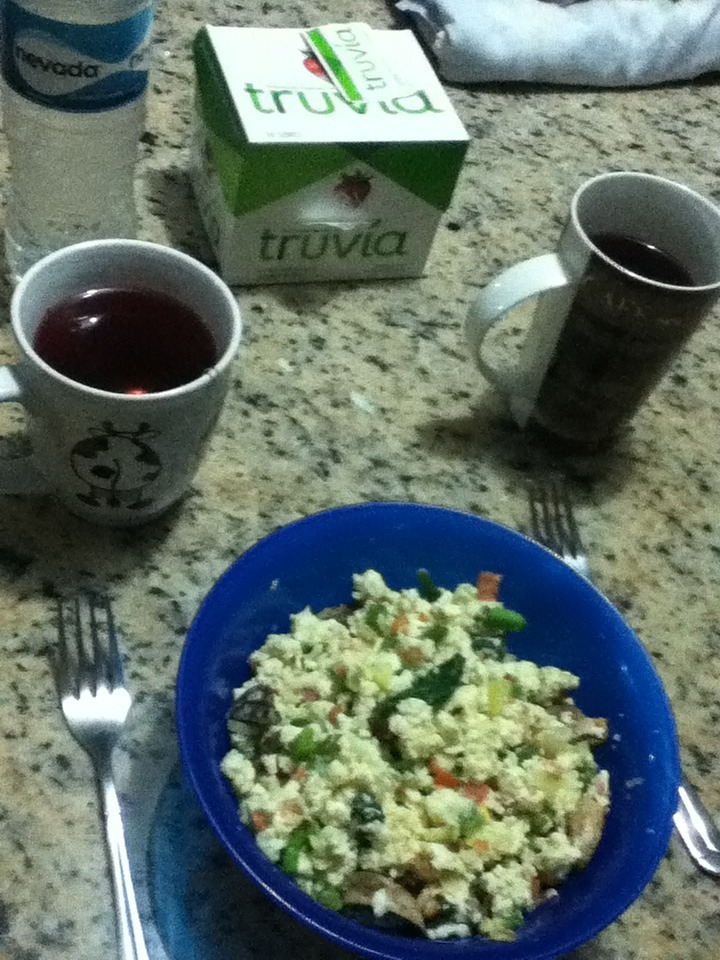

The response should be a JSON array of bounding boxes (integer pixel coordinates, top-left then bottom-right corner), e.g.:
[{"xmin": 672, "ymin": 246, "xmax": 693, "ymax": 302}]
[{"xmin": 191, "ymin": 24, "xmax": 469, "ymax": 285}]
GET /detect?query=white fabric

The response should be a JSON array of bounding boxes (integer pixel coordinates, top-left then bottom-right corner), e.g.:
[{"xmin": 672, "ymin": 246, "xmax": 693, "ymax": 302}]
[{"xmin": 395, "ymin": 0, "xmax": 720, "ymax": 87}]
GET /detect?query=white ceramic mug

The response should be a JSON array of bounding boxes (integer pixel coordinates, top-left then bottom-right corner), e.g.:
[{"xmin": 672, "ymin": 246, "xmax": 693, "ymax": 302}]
[
  {"xmin": 466, "ymin": 172, "xmax": 720, "ymax": 448},
  {"xmin": 3, "ymin": 239, "xmax": 242, "ymax": 525}
]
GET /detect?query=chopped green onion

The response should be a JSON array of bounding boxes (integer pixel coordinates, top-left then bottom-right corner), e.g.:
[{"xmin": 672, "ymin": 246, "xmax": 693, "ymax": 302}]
[
  {"xmin": 423, "ymin": 621, "xmax": 448, "ymax": 643},
  {"xmin": 471, "ymin": 634, "xmax": 505, "ymax": 656},
  {"xmin": 314, "ymin": 882, "xmax": 342, "ymax": 911},
  {"xmin": 281, "ymin": 826, "xmax": 311, "ymax": 874},
  {"xmin": 365, "ymin": 603, "xmax": 386, "ymax": 632}
]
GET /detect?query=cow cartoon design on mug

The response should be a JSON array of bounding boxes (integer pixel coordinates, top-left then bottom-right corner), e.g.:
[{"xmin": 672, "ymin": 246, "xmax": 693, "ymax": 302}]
[{"xmin": 70, "ymin": 421, "xmax": 162, "ymax": 510}]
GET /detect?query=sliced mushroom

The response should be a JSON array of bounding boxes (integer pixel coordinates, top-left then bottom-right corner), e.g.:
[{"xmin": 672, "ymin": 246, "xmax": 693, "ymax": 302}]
[
  {"xmin": 550, "ymin": 702, "xmax": 608, "ymax": 744},
  {"xmin": 408, "ymin": 852, "xmax": 437, "ymax": 885},
  {"xmin": 416, "ymin": 887, "xmax": 443, "ymax": 921},
  {"xmin": 317, "ymin": 603, "xmax": 356, "ymax": 624},
  {"xmin": 227, "ymin": 683, "xmax": 277, "ymax": 757},
  {"xmin": 567, "ymin": 795, "xmax": 608, "ymax": 864},
  {"xmin": 394, "ymin": 852, "xmax": 439, "ymax": 895},
  {"xmin": 343, "ymin": 871, "xmax": 425, "ymax": 932}
]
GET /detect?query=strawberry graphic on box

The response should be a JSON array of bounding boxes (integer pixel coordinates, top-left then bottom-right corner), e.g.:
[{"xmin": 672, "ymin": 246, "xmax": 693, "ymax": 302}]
[
  {"xmin": 334, "ymin": 170, "xmax": 373, "ymax": 208},
  {"xmin": 302, "ymin": 52, "xmax": 329, "ymax": 82}
]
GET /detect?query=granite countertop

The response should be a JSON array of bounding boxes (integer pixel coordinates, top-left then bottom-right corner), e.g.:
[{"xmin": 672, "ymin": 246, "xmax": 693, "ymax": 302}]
[{"xmin": 1, "ymin": 2, "xmax": 719, "ymax": 960}]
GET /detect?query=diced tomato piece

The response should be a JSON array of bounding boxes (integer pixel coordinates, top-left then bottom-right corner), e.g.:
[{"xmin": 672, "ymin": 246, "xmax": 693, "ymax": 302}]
[
  {"xmin": 328, "ymin": 705, "xmax": 344, "ymax": 725},
  {"xmin": 390, "ymin": 613, "xmax": 410, "ymax": 636},
  {"xmin": 428, "ymin": 757, "xmax": 463, "ymax": 789},
  {"xmin": 462, "ymin": 781, "xmax": 490, "ymax": 804},
  {"xmin": 399, "ymin": 646, "xmax": 425, "ymax": 667},
  {"xmin": 476, "ymin": 572, "xmax": 502, "ymax": 601},
  {"xmin": 252, "ymin": 810, "xmax": 270, "ymax": 832}
]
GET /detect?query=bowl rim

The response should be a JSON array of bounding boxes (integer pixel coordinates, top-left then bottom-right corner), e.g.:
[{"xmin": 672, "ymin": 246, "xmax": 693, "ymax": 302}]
[{"xmin": 176, "ymin": 501, "xmax": 681, "ymax": 960}]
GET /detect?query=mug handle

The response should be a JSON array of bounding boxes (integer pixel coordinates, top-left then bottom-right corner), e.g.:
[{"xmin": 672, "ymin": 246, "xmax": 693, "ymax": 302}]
[
  {"xmin": 465, "ymin": 253, "xmax": 572, "ymax": 396},
  {"xmin": 0, "ymin": 367, "xmax": 49, "ymax": 494}
]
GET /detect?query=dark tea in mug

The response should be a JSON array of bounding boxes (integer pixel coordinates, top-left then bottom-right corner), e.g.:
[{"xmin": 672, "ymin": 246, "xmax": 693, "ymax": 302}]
[
  {"xmin": 592, "ymin": 233, "xmax": 696, "ymax": 287},
  {"xmin": 529, "ymin": 232, "xmax": 715, "ymax": 449},
  {"xmin": 33, "ymin": 287, "xmax": 218, "ymax": 395}
]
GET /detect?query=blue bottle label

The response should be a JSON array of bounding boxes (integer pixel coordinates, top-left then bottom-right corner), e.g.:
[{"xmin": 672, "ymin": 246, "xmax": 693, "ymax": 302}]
[{"xmin": 2, "ymin": 2, "xmax": 154, "ymax": 112}]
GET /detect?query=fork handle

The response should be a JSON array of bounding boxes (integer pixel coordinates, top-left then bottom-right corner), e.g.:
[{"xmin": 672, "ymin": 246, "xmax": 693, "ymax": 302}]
[
  {"xmin": 673, "ymin": 777, "xmax": 720, "ymax": 877},
  {"xmin": 98, "ymin": 771, "xmax": 150, "ymax": 960}
]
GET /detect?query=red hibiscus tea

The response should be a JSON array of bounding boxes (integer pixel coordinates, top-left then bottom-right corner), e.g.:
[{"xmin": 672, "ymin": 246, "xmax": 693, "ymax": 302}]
[{"xmin": 33, "ymin": 287, "xmax": 218, "ymax": 395}]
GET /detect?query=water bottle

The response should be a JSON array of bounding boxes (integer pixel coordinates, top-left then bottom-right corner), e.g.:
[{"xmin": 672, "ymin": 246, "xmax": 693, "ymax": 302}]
[{"xmin": 0, "ymin": 0, "xmax": 155, "ymax": 280}]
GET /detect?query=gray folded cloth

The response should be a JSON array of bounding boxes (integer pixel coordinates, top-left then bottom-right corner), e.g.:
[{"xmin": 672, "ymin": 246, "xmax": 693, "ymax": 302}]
[{"xmin": 395, "ymin": 0, "xmax": 720, "ymax": 86}]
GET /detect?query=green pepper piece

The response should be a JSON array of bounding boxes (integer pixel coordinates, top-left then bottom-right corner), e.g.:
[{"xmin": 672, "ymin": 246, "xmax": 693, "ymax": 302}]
[
  {"xmin": 458, "ymin": 805, "xmax": 486, "ymax": 839},
  {"xmin": 281, "ymin": 826, "xmax": 311, "ymax": 874},
  {"xmin": 423, "ymin": 621, "xmax": 448, "ymax": 643},
  {"xmin": 417, "ymin": 568, "xmax": 442, "ymax": 602},
  {"xmin": 577, "ymin": 757, "xmax": 599, "ymax": 787},
  {"xmin": 290, "ymin": 727, "xmax": 318, "ymax": 762},
  {"xmin": 503, "ymin": 908, "xmax": 525, "ymax": 932},
  {"xmin": 485, "ymin": 607, "xmax": 527, "ymax": 633}
]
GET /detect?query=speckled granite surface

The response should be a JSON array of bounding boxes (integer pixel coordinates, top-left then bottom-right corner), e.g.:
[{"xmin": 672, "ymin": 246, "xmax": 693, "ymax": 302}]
[{"xmin": 0, "ymin": 2, "xmax": 719, "ymax": 960}]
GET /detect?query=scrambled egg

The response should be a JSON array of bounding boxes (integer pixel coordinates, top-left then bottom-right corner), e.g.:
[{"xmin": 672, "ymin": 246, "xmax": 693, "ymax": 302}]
[{"xmin": 222, "ymin": 569, "xmax": 610, "ymax": 942}]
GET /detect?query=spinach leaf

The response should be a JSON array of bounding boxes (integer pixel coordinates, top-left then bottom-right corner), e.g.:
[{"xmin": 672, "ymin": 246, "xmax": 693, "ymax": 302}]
[
  {"xmin": 370, "ymin": 653, "xmax": 465, "ymax": 739},
  {"xmin": 404, "ymin": 652, "xmax": 465, "ymax": 708}
]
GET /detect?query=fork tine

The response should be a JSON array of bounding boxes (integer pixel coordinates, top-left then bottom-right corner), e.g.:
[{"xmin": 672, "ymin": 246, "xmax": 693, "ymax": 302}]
[
  {"xmin": 528, "ymin": 479, "xmax": 590, "ymax": 578},
  {"xmin": 101, "ymin": 593, "xmax": 125, "ymax": 690},
  {"xmin": 85, "ymin": 591, "xmax": 125, "ymax": 691},
  {"xmin": 528, "ymin": 484, "xmax": 545, "ymax": 545},
  {"xmin": 554, "ymin": 482, "xmax": 584, "ymax": 556},
  {"xmin": 540, "ymin": 485, "xmax": 556, "ymax": 551},
  {"xmin": 88, "ymin": 592, "xmax": 110, "ymax": 689},
  {"xmin": 55, "ymin": 598, "xmax": 77, "ymax": 698},
  {"xmin": 74, "ymin": 594, "xmax": 97, "ymax": 694},
  {"xmin": 528, "ymin": 482, "xmax": 556, "ymax": 551}
]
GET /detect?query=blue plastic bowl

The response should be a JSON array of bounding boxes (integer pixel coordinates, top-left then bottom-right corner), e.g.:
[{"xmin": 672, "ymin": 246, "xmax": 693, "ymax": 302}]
[{"xmin": 176, "ymin": 502, "xmax": 680, "ymax": 960}]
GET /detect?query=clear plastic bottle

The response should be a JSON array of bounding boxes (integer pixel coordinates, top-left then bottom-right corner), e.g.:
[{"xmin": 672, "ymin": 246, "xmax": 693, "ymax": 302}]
[{"xmin": 1, "ymin": 0, "xmax": 155, "ymax": 280}]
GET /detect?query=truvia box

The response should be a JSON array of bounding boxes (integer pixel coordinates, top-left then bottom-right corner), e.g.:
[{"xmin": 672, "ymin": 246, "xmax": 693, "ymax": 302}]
[{"xmin": 191, "ymin": 24, "xmax": 469, "ymax": 284}]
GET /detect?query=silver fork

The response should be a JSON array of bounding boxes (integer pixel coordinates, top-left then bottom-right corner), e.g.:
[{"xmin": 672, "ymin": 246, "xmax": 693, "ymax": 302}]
[
  {"xmin": 55, "ymin": 593, "xmax": 150, "ymax": 960},
  {"xmin": 527, "ymin": 481, "xmax": 720, "ymax": 878},
  {"xmin": 527, "ymin": 481, "xmax": 590, "ymax": 578}
]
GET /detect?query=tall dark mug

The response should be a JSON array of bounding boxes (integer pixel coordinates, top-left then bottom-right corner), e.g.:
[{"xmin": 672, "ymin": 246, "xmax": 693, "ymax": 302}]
[{"xmin": 466, "ymin": 172, "xmax": 720, "ymax": 449}]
